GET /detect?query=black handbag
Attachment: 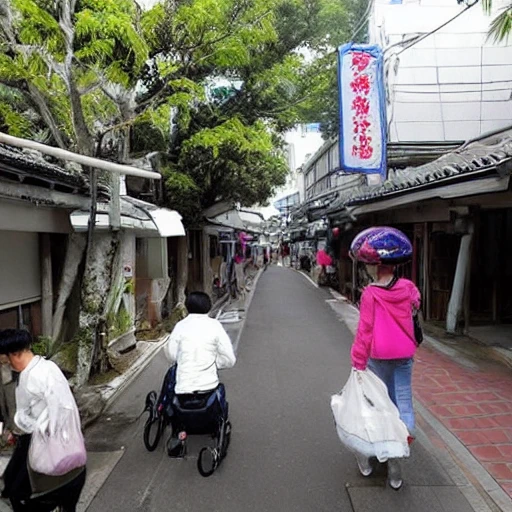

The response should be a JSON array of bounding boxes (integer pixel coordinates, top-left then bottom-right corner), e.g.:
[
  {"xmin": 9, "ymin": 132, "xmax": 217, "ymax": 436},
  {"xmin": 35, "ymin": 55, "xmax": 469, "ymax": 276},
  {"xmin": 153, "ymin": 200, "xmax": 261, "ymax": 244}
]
[
  {"xmin": 413, "ymin": 311, "xmax": 423, "ymax": 345},
  {"xmin": 378, "ymin": 277, "xmax": 423, "ymax": 345}
]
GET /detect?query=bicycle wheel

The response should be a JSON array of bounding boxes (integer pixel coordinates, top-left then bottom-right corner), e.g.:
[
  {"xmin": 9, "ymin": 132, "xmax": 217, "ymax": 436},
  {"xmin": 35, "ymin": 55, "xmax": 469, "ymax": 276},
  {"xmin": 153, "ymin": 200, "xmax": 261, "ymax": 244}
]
[
  {"xmin": 198, "ymin": 447, "xmax": 218, "ymax": 477},
  {"xmin": 220, "ymin": 421, "xmax": 232, "ymax": 458},
  {"xmin": 143, "ymin": 415, "xmax": 162, "ymax": 452}
]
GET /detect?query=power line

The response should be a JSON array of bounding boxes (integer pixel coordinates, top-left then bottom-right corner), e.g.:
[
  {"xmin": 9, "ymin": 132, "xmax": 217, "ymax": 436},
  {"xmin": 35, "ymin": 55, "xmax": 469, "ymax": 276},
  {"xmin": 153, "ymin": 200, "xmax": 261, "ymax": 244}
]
[
  {"xmin": 394, "ymin": 87, "xmax": 512, "ymax": 94},
  {"xmin": 392, "ymin": 119, "xmax": 510, "ymax": 123},
  {"xmin": 390, "ymin": 63, "xmax": 512, "ymax": 69},
  {"xmin": 381, "ymin": 2, "xmax": 477, "ymax": 57},
  {"xmin": 394, "ymin": 79, "xmax": 512, "ymax": 87},
  {"xmin": 395, "ymin": 98, "xmax": 511, "ymax": 103},
  {"xmin": 349, "ymin": 0, "xmax": 375, "ymax": 42},
  {"xmin": 394, "ymin": 2, "xmax": 478, "ymax": 57}
]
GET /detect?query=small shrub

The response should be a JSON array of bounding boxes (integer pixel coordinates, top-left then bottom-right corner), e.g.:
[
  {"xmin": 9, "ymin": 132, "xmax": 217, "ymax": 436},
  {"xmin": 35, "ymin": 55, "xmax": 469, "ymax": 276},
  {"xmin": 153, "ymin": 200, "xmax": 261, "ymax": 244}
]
[{"xmin": 32, "ymin": 336, "xmax": 52, "ymax": 357}]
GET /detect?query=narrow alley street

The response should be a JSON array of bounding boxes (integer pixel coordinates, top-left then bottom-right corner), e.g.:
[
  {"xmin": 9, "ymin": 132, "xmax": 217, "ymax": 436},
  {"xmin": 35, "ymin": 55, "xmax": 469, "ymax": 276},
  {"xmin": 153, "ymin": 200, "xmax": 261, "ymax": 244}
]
[
  {"xmin": 84, "ymin": 267, "xmax": 480, "ymax": 512},
  {"xmin": 4, "ymin": 2, "xmax": 512, "ymax": 511}
]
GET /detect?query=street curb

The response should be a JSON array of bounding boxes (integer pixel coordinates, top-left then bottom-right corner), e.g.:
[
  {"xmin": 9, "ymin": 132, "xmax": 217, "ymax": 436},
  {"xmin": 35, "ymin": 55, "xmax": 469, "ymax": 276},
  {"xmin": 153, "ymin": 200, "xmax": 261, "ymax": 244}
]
[
  {"xmin": 77, "ymin": 450, "xmax": 125, "ymax": 512},
  {"xmin": 101, "ymin": 335, "xmax": 169, "ymax": 411},
  {"xmin": 412, "ymin": 415, "xmax": 497, "ymax": 512},
  {"xmin": 423, "ymin": 334, "xmax": 480, "ymax": 370},
  {"xmin": 232, "ymin": 267, "xmax": 264, "ymax": 354},
  {"xmin": 424, "ymin": 324, "xmax": 512, "ymax": 371},
  {"xmin": 210, "ymin": 292, "xmax": 231, "ymax": 318}
]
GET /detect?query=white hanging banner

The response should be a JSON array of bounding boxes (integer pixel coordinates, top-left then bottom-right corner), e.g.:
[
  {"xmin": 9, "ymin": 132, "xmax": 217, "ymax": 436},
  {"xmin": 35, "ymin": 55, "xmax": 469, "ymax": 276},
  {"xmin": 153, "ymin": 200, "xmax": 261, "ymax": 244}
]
[{"xmin": 338, "ymin": 44, "xmax": 387, "ymax": 179}]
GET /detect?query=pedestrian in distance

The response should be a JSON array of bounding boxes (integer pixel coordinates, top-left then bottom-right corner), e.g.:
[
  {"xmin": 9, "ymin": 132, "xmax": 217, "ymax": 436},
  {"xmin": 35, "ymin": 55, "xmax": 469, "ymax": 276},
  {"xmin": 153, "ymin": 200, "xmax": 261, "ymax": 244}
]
[
  {"xmin": 233, "ymin": 248, "xmax": 246, "ymax": 299},
  {"xmin": 349, "ymin": 227, "xmax": 421, "ymax": 491},
  {"xmin": 0, "ymin": 329, "xmax": 86, "ymax": 511},
  {"xmin": 282, "ymin": 243, "xmax": 291, "ymax": 267},
  {"xmin": 263, "ymin": 247, "xmax": 270, "ymax": 271},
  {"xmin": 316, "ymin": 245, "xmax": 333, "ymax": 284}
]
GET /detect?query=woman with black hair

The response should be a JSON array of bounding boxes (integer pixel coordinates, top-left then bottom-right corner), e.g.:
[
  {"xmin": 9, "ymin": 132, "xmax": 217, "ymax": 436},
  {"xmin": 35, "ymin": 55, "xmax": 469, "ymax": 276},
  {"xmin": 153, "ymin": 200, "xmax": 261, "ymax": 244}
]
[
  {"xmin": 0, "ymin": 329, "xmax": 86, "ymax": 511},
  {"xmin": 163, "ymin": 292, "xmax": 236, "ymax": 454},
  {"xmin": 164, "ymin": 292, "xmax": 236, "ymax": 396}
]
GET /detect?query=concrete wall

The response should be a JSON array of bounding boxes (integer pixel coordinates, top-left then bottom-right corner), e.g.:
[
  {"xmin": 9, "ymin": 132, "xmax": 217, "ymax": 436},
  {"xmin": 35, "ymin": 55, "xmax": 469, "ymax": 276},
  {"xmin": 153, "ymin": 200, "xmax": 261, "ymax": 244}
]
[
  {"xmin": 136, "ymin": 237, "xmax": 168, "ymax": 279},
  {"xmin": 0, "ymin": 200, "xmax": 72, "ymax": 233},
  {"xmin": 0, "ymin": 231, "xmax": 40, "ymax": 308},
  {"xmin": 135, "ymin": 236, "xmax": 171, "ymax": 327},
  {"xmin": 371, "ymin": 0, "xmax": 512, "ymax": 142}
]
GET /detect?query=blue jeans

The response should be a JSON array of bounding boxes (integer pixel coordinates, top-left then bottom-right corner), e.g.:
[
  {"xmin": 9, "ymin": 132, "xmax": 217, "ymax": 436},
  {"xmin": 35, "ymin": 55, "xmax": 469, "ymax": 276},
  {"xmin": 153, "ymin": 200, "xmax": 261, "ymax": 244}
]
[{"xmin": 368, "ymin": 358, "xmax": 415, "ymax": 435}]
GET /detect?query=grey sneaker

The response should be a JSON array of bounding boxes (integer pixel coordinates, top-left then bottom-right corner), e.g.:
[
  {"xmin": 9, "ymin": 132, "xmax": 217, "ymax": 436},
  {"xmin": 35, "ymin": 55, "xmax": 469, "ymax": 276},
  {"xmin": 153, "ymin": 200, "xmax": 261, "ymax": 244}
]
[
  {"xmin": 387, "ymin": 459, "xmax": 403, "ymax": 490},
  {"xmin": 356, "ymin": 455, "xmax": 373, "ymax": 477}
]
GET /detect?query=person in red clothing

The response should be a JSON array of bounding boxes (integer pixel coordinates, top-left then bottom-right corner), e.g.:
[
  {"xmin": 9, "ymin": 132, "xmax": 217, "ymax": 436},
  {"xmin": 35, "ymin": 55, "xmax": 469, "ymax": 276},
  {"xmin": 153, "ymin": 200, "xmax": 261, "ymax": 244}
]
[
  {"xmin": 316, "ymin": 246, "xmax": 332, "ymax": 283},
  {"xmin": 281, "ymin": 243, "xmax": 291, "ymax": 266}
]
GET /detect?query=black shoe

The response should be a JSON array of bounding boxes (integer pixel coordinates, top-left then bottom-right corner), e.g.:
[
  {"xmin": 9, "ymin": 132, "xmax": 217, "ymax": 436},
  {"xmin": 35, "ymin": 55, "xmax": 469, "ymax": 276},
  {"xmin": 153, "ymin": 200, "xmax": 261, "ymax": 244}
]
[{"xmin": 167, "ymin": 439, "xmax": 186, "ymax": 458}]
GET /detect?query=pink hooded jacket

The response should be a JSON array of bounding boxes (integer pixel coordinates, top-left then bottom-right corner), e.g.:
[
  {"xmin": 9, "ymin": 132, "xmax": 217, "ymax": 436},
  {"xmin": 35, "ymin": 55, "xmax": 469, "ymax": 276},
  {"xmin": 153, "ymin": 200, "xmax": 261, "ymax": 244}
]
[{"xmin": 351, "ymin": 278, "xmax": 421, "ymax": 370}]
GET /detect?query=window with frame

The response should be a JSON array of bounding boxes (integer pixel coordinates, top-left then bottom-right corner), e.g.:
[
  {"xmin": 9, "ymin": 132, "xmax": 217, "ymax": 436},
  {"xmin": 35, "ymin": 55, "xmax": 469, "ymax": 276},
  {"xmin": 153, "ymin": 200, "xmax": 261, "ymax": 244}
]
[{"xmin": 0, "ymin": 301, "xmax": 42, "ymax": 336}]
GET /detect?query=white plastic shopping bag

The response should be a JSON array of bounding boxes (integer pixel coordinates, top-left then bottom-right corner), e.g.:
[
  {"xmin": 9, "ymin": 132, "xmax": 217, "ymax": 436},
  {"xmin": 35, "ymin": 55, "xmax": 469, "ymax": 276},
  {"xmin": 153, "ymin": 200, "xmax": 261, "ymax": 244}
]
[
  {"xmin": 29, "ymin": 406, "xmax": 87, "ymax": 476},
  {"xmin": 331, "ymin": 369, "xmax": 410, "ymax": 462}
]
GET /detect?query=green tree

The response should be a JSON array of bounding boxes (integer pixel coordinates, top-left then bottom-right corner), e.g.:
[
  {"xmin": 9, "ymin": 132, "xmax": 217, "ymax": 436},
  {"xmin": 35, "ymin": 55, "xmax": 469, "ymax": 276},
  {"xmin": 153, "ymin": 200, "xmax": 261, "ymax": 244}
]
[
  {"xmin": 144, "ymin": 0, "xmax": 368, "ymax": 218},
  {"xmin": 0, "ymin": 0, "xmax": 285, "ymax": 382},
  {"xmin": 291, "ymin": 0, "xmax": 370, "ymax": 138},
  {"xmin": 482, "ymin": 0, "xmax": 512, "ymax": 42},
  {"xmin": 0, "ymin": 0, "xmax": 158, "ymax": 384},
  {"xmin": 0, "ymin": 0, "xmax": 363, "ymax": 381}
]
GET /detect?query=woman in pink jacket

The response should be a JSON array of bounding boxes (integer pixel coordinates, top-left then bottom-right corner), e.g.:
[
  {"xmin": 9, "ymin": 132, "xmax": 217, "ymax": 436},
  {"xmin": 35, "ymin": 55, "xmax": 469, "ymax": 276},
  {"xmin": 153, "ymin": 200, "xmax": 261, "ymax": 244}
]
[{"xmin": 349, "ymin": 227, "xmax": 421, "ymax": 490}]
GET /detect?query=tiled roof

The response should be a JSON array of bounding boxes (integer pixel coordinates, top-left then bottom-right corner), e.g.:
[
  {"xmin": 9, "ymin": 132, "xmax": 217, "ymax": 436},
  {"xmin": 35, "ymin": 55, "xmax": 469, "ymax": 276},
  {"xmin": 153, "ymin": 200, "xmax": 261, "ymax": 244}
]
[
  {"xmin": 0, "ymin": 144, "xmax": 109, "ymax": 198},
  {"xmin": 329, "ymin": 127, "xmax": 512, "ymax": 212},
  {"xmin": 302, "ymin": 138, "xmax": 462, "ymax": 176}
]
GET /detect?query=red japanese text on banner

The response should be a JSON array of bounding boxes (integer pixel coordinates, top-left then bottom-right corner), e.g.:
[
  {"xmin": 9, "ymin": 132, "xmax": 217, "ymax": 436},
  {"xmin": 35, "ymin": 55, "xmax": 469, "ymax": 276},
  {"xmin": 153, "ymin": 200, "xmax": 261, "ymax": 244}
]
[{"xmin": 338, "ymin": 44, "xmax": 386, "ymax": 178}]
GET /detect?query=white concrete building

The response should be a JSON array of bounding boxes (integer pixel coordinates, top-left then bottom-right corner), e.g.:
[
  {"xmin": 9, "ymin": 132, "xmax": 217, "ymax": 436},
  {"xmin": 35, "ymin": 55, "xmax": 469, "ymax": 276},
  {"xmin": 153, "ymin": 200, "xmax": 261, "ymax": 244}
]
[
  {"xmin": 263, "ymin": 125, "xmax": 324, "ymax": 219},
  {"xmin": 371, "ymin": 0, "xmax": 512, "ymax": 142},
  {"xmin": 284, "ymin": 125, "xmax": 325, "ymax": 201}
]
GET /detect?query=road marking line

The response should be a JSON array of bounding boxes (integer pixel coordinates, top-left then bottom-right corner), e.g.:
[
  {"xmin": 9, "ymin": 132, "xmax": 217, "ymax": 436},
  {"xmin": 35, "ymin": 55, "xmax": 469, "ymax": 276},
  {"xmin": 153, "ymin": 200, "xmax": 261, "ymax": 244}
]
[
  {"xmin": 294, "ymin": 269, "xmax": 319, "ymax": 288},
  {"xmin": 330, "ymin": 289, "xmax": 343, "ymax": 301},
  {"xmin": 233, "ymin": 267, "xmax": 264, "ymax": 353},
  {"xmin": 77, "ymin": 450, "xmax": 125, "ymax": 512}
]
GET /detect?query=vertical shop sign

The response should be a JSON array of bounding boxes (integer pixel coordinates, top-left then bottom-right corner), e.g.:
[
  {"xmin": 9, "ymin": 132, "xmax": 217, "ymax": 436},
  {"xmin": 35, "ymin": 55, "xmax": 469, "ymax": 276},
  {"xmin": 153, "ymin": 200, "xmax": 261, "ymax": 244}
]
[{"xmin": 338, "ymin": 44, "xmax": 387, "ymax": 179}]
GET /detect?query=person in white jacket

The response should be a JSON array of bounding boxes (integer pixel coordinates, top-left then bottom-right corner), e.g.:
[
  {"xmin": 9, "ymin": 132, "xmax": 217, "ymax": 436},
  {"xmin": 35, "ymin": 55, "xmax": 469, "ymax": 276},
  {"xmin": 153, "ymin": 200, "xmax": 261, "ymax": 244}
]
[
  {"xmin": 0, "ymin": 329, "xmax": 86, "ymax": 512},
  {"xmin": 164, "ymin": 292, "xmax": 236, "ymax": 396},
  {"xmin": 163, "ymin": 292, "xmax": 236, "ymax": 456}
]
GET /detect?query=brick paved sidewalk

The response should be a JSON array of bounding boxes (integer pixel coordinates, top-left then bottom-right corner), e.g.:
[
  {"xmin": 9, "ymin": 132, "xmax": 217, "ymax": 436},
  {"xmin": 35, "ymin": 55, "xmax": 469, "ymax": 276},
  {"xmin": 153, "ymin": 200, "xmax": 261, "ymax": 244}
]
[{"xmin": 413, "ymin": 344, "xmax": 512, "ymax": 501}]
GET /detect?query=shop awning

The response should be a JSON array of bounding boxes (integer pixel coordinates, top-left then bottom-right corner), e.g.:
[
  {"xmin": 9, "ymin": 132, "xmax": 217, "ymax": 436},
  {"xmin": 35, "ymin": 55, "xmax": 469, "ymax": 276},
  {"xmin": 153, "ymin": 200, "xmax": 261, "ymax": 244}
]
[
  {"xmin": 70, "ymin": 196, "xmax": 185, "ymax": 237},
  {"xmin": 144, "ymin": 207, "xmax": 185, "ymax": 237},
  {"xmin": 207, "ymin": 209, "xmax": 264, "ymax": 233}
]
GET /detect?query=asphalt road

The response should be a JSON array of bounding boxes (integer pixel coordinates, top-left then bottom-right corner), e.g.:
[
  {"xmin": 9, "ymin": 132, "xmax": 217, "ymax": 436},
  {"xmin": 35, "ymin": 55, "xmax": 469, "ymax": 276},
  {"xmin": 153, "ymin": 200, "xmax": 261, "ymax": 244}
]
[{"xmin": 85, "ymin": 267, "xmax": 475, "ymax": 512}]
